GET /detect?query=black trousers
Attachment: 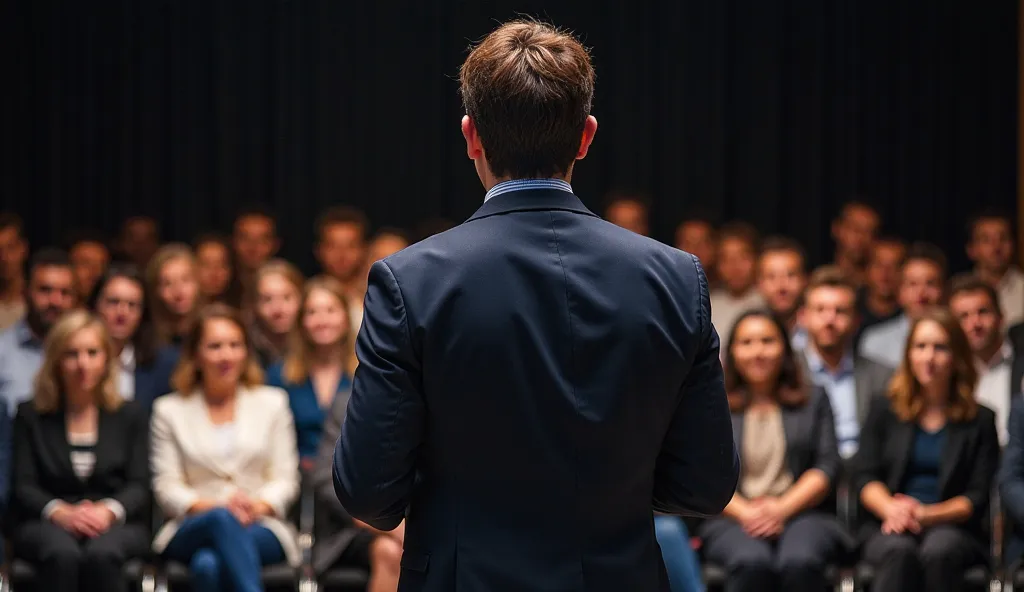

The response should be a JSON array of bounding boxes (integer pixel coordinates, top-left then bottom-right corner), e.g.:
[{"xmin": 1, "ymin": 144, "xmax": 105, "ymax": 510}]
[
  {"xmin": 861, "ymin": 526, "xmax": 985, "ymax": 592},
  {"xmin": 13, "ymin": 521, "xmax": 150, "ymax": 592},
  {"xmin": 700, "ymin": 513, "xmax": 843, "ymax": 592}
]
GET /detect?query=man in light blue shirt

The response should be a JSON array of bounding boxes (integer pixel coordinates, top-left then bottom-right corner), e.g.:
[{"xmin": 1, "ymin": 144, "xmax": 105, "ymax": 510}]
[{"xmin": 0, "ymin": 248, "xmax": 76, "ymax": 415}]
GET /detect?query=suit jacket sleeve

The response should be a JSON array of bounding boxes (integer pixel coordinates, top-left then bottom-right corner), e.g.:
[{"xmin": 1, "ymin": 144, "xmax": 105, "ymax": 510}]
[
  {"xmin": 0, "ymin": 402, "xmax": 11, "ymax": 514},
  {"xmin": 1000, "ymin": 400, "xmax": 1024, "ymax": 525},
  {"xmin": 963, "ymin": 408, "xmax": 998, "ymax": 514},
  {"xmin": 12, "ymin": 406, "xmax": 55, "ymax": 517},
  {"xmin": 150, "ymin": 400, "xmax": 200, "ymax": 519},
  {"xmin": 255, "ymin": 392, "xmax": 301, "ymax": 518},
  {"xmin": 109, "ymin": 404, "xmax": 151, "ymax": 521},
  {"xmin": 850, "ymin": 394, "xmax": 889, "ymax": 496},
  {"xmin": 333, "ymin": 260, "xmax": 424, "ymax": 530},
  {"xmin": 652, "ymin": 255, "xmax": 739, "ymax": 517},
  {"xmin": 811, "ymin": 388, "xmax": 841, "ymax": 484},
  {"xmin": 313, "ymin": 386, "xmax": 354, "ymax": 524}
]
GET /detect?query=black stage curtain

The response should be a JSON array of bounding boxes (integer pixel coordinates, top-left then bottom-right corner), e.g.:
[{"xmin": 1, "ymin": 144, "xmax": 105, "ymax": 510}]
[{"xmin": 0, "ymin": 0, "xmax": 1017, "ymax": 273}]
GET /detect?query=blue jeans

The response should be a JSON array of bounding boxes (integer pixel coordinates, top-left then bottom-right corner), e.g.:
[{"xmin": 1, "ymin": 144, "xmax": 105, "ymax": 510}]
[
  {"xmin": 163, "ymin": 508, "xmax": 286, "ymax": 592},
  {"xmin": 655, "ymin": 515, "xmax": 705, "ymax": 592}
]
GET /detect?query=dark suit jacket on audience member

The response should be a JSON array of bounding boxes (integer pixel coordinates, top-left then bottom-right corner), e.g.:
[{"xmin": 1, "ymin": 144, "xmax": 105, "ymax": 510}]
[
  {"xmin": 998, "ymin": 399, "xmax": 1024, "ymax": 563},
  {"xmin": 1008, "ymin": 323, "xmax": 1024, "ymax": 397},
  {"xmin": 333, "ymin": 189, "xmax": 740, "ymax": 592},
  {"xmin": 134, "ymin": 346, "xmax": 179, "ymax": 410},
  {"xmin": 10, "ymin": 400, "xmax": 151, "ymax": 528},
  {"xmin": 852, "ymin": 395, "xmax": 999, "ymax": 543},
  {"xmin": 312, "ymin": 383, "xmax": 359, "ymax": 575}
]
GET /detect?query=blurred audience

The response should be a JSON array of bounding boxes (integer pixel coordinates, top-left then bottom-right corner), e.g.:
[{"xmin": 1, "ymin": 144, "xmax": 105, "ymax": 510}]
[
  {"xmin": 247, "ymin": 259, "xmax": 304, "ymax": 368},
  {"xmin": 193, "ymin": 233, "xmax": 241, "ymax": 307},
  {"xmin": 711, "ymin": 222, "xmax": 764, "ymax": 351},
  {"xmin": 0, "ymin": 213, "xmax": 28, "ymax": 331},
  {"xmin": 999, "ymin": 398, "xmax": 1024, "ymax": 565},
  {"xmin": 67, "ymin": 230, "xmax": 111, "ymax": 303},
  {"xmin": 115, "ymin": 216, "xmax": 160, "ymax": 270},
  {"xmin": 604, "ymin": 193, "xmax": 650, "ymax": 237},
  {"xmin": 232, "ymin": 206, "xmax": 281, "ymax": 295},
  {"xmin": 966, "ymin": 209, "xmax": 1024, "ymax": 327},
  {"xmin": 146, "ymin": 244, "xmax": 200, "ymax": 347},
  {"xmin": 756, "ymin": 237, "xmax": 808, "ymax": 347},
  {"xmin": 315, "ymin": 207, "xmax": 370, "ymax": 337},
  {"xmin": 367, "ymin": 228, "xmax": 409, "ymax": 267},
  {"xmin": 831, "ymin": 201, "xmax": 879, "ymax": 286},
  {"xmin": 857, "ymin": 237, "xmax": 906, "ymax": 346},
  {"xmin": 11, "ymin": 311, "xmax": 150, "ymax": 592},
  {"xmin": 150, "ymin": 304, "xmax": 300, "ymax": 591},
  {"xmin": 675, "ymin": 215, "xmax": 717, "ymax": 285}
]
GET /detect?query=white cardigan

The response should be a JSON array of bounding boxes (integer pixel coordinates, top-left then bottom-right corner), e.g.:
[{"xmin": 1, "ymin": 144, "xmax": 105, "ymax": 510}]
[{"xmin": 149, "ymin": 385, "xmax": 301, "ymax": 566}]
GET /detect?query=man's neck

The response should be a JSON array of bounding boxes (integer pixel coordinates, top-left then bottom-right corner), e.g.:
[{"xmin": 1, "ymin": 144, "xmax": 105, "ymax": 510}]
[
  {"xmin": 977, "ymin": 339, "xmax": 1005, "ymax": 368},
  {"xmin": 811, "ymin": 342, "xmax": 850, "ymax": 373},
  {"xmin": 976, "ymin": 265, "xmax": 1011, "ymax": 287}
]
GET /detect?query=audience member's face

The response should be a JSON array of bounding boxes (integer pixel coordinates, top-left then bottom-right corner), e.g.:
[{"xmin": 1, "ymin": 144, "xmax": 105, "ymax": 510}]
[
  {"xmin": 60, "ymin": 325, "xmax": 107, "ymax": 396},
  {"xmin": 803, "ymin": 286, "xmax": 858, "ymax": 354},
  {"xmin": 157, "ymin": 257, "xmax": 199, "ymax": 317},
  {"xmin": 949, "ymin": 289, "xmax": 1002, "ymax": 356},
  {"xmin": 318, "ymin": 223, "xmax": 366, "ymax": 283},
  {"xmin": 898, "ymin": 259, "xmax": 943, "ymax": 318},
  {"xmin": 757, "ymin": 250, "xmax": 806, "ymax": 318},
  {"xmin": 302, "ymin": 287, "xmax": 349, "ymax": 348},
  {"xmin": 195, "ymin": 241, "xmax": 232, "ymax": 299},
  {"xmin": 368, "ymin": 234, "xmax": 409, "ymax": 265},
  {"xmin": 0, "ymin": 226, "xmax": 27, "ymax": 284},
  {"xmin": 121, "ymin": 218, "xmax": 159, "ymax": 267},
  {"xmin": 197, "ymin": 318, "xmax": 248, "ymax": 389},
  {"xmin": 28, "ymin": 265, "xmax": 76, "ymax": 333},
  {"xmin": 95, "ymin": 277, "xmax": 144, "ymax": 344},
  {"xmin": 606, "ymin": 200, "xmax": 649, "ymax": 236},
  {"xmin": 233, "ymin": 215, "xmax": 278, "ymax": 273},
  {"xmin": 675, "ymin": 221, "xmax": 716, "ymax": 270},
  {"xmin": 968, "ymin": 218, "xmax": 1014, "ymax": 274},
  {"xmin": 907, "ymin": 319, "xmax": 953, "ymax": 392},
  {"xmin": 833, "ymin": 205, "xmax": 879, "ymax": 264},
  {"xmin": 717, "ymin": 237, "xmax": 757, "ymax": 294},
  {"xmin": 866, "ymin": 241, "xmax": 905, "ymax": 300},
  {"xmin": 70, "ymin": 240, "xmax": 110, "ymax": 300},
  {"xmin": 256, "ymin": 273, "xmax": 300, "ymax": 336},
  {"xmin": 730, "ymin": 315, "xmax": 784, "ymax": 388}
]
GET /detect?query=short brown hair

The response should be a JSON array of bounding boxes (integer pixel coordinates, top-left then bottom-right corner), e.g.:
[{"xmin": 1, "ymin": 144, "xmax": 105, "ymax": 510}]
[
  {"xmin": 888, "ymin": 307, "xmax": 978, "ymax": 422},
  {"xmin": 805, "ymin": 265, "xmax": 858, "ymax": 296},
  {"xmin": 759, "ymin": 236, "xmax": 806, "ymax": 266},
  {"xmin": 903, "ymin": 241, "xmax": 947, "ymax": 277},
  {"xmin": 315, "ymin": 206, "xmax": 368, "ymax": 242},
  {"xmin": 460, "ymin": 20, "xmax": 595, "ymax": 179},
  {"xmin": 171, "ymin": 303, "xmax": 264, "ymax": 395},
  {"xmin": 948, "ymin": 272, "xmax": 1002, "ymax": 313},
  {"xmin": 717, "ymin": 221, "xmax": 761, "ymax": 252}
]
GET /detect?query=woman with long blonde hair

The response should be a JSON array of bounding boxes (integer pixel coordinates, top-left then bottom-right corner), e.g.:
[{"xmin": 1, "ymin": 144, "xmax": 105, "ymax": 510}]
[
  {"xmin": 852, "ymin": 307, "xmax": 998, "ymax": 592},
  {"xmin": 146, "ymin": 243, "xmax": 201, "ymax": 347},
  {"xmin": 246, "ymin": 259, "xmax": 304, "ymax": 368},
  {"xmin": 11, "ymin": 310, "xmax": 150, "ymax": 592}
]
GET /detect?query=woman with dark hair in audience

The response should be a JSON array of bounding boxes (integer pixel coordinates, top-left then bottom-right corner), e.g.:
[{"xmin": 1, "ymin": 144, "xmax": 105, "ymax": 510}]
[
  {"xmin": 698, "ymin": 309, "xmax": 849, "ymax": 592},
  {"xmin": 146, "ymin": 243, "xmax": 201, "ymax": 347},
  {"xmin": 266, "ymin": 275, "xmax": 357, "ymax": 469},
  {"xmin": 193, "ymin": 233, "xmax": 243, "ymax": 308},
  {"xmin": 11, "ymin": 310, "xmax": 151, "ymax": 592},
  {"xmin": 246, "ymin": 259, "xmax": 303, "ymax": 368},
  {"xmin": 852, "ymin": 307, "xmax": 997, "ymax": 592},
  {"xmin": 88, "ymin": 264, "xmax": 179, "ymax": 408},
  {"xmin": 150, "ymin": 303, "xmax": 300, "ymax": 592}
]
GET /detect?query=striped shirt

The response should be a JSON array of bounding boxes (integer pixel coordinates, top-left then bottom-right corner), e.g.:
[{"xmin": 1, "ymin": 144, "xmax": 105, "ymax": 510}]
[{"xmin": 484, "ymin": 178, "xmax": 574, "ymax": 202}]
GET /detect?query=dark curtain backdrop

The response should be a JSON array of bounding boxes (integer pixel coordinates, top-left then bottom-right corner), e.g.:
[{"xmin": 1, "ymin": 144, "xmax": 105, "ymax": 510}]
[{"xmin": 0, "ymin": 0, "xmax": 1017, "ymax": 273}]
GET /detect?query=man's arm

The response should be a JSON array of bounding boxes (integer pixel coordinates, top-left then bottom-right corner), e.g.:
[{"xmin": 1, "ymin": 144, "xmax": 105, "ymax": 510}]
[
  {"xmin": 333, "ymin": 260, "xmax": 425, "ymax": 531},
  {"xmin": 652, "ymin": 255, "xmax": 739, "ymax": 517}
]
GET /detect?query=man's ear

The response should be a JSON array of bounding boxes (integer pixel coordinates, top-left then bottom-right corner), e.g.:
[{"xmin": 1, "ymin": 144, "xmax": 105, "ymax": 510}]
[
  {"xmin": 462, "ymin": 115, "xmax": 484, "ymax": 160},
  {"xmin": 575, "ymin": 115, "xmax": 598, "ymax": 160}
]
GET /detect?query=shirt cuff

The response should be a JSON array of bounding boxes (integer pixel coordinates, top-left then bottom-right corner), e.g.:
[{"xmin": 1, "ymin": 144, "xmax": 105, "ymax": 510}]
[
  {"xmin": 42, "ymin": 499, "xmax": 64, "ymax": 520},
  {"xmin": 100, "ymin": 499, "xmax": 127, "ymax": 524}
]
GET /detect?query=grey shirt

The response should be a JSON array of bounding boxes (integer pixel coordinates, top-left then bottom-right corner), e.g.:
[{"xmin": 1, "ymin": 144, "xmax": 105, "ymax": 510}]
[{"xmin": 0, "ymin": 319, "xmax": 44, "ymax": 416}]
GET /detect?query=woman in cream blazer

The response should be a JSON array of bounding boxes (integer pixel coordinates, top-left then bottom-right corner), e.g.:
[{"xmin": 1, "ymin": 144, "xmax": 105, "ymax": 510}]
[{"xmin": 150, "ymin": 303, "xmax": 300, "ymax": 592}]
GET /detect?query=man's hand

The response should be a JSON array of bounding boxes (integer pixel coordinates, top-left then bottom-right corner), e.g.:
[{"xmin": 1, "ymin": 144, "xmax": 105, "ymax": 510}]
[{"xmin": 741, "ymin": 498, "xmax": 784, "ymax": 539}]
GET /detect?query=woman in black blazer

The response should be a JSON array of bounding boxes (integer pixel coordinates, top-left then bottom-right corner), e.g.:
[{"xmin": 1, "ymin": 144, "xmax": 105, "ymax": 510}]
[
  {"xmin": 11, "ymin": 310, "xmax": 151, "ymax": 592},
  {"xmin": 699, "ymin": 310, "xmax": 851, "ymax": 592},
  {"xmin": 852, "ymin": 307, "xmax": 998, "ymax": 592}
]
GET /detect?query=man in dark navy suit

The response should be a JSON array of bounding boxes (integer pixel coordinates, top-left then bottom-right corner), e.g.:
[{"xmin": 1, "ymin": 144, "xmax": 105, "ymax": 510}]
[{"xmin": 334, "ymin": 19, "xmax": 739, "ymax": 592}]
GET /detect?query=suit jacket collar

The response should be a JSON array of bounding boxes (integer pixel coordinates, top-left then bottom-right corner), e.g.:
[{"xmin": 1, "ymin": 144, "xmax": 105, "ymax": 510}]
[
  {"xmin": 466, "ymin": 189, "xmax": 598, "ymax": 223},
  {"xmin": 888, "ymin": 418, "xmax": 970, "ymax": 495},
  {"xmin": 43, "ymin": 408, "xmax": 115, "ymax": 483}
]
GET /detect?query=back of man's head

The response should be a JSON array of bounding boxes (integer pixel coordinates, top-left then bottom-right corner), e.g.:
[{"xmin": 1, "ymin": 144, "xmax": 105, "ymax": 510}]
[{"xmin": 460, "ymin": 20, "xmax": 595, "ymax": 179}]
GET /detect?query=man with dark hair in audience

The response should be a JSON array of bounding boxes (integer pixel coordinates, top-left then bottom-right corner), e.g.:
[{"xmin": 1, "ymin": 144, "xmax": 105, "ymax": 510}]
[
  {"xmin": 316, "ymin": 206, "xmax": 370, "ymax": 333},
  {"xmin": 949, "ymin": 273, "xmax": 1020, "ymax": 446},
  {"xmin": 831, "ymin": 201, "xmax": 880, "ymax": 286},
  {"xmin": 0, "ymin": 213, "xmax": 28, "ymax": 332},
  {"xmin": 67, "ymin": 229, "xmax": 110, "ymax": 303},
  {"xmin": 966, "ymin": 208, "xmax": 1024, "ymax": 328},
  {"xmin": 710, "ymin": 221, "xmax": 763, "ymax": 350},
  {"xmin": 116, "ymin": 215, "xmax": 160, "ymax": 269},
  {"xmin": 674, "ymin": 214, "xmax": 717, "ymax": 286},
  {"xmin": 757, "ymin": 236, "xmax": 809, "ymax": 347},
  {"xmin": 0, "ymin": 248, "xmax": 76, "ymax": 414},
  {"xmin": 802, "ymin": 266, "xmax": 893, "ymax": 459},
  {"xmin": 232, "ymin": 205, "xmax": 281, "ymax": 290},
  {"xmin": 604, "ymin": 192, "xmax": 649, "ymax": 236},
  {"xmin": 859, "ymin": 242, "xmax": 946, "ymax": 368},
  {"xmin": 857, "ymin": 237, "xmax": 906, "ymax": 346}
]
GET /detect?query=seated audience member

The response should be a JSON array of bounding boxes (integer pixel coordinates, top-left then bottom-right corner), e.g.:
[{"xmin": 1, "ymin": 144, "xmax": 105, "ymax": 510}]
[
  {"xmin": 1000, "ymin": 399, "xmax": 1024, "ymax": 564},
  {"xmin": 852, "ymin": 308, "xmax": 997, "ymax": 592},
  {"xmin": 0, "ymin": 248, "xmax": 76, "ymax": 414},
  {"xmin": 859, "ymin": 242, "xmax": 946, "ymax": 368},
  {"xmin": 604, "ymin": 192, "xmax": 650, "ymax": 237},
  {"xmin": 674, "ymin": 214, "xmax": 717, "ymax": 284},
  {"xmin": 88, "ymin": 264, "xmax": 179, "ymax": 409},
  {"xmin": 856, "ymin": 237, "xmax": 906, "ymax": 346},
  {"xmin": 966, "ymin": 209, "xmax": 1024, "ymax": 327},
  {"xmin": 115, "ymin": 215, "xmax": 160, "ymax": 270},
  {"xmin": 266, "ymin": 275, "xmax": 356, "ymax": 468},
  {"xmin": 312, "ymin": 363, "xmax": 403, "ymax": 592},
  {"xmin": 710, "ymin": 222, "xmax": 764, "ymax": 351},
  {"xmin": 367, "ymin": 228, "xmax": 410, "ymax": 265},
  {"xmin": 756, "ymin": 237, "xmax": 808, "ymax": 348},
  {"xmin": 11, "ymin": 310, "xmax": 150, "ymax": 592},
  {"xmin": 315, "ymin": 207, "xmax": 369, "ymax": 332},
  {"xmin": 247, "ymin": 259, "xmax": 304, "ymax": 368},
  {"xmin": 698, "ymin": 310, "xmax": 849, "ymax": 592},
  {"xmin": 146, "ymin": 244, "xmax": 200, "ymax": 347},
  {"xmin": 949, "ymin": 273, "xmax": 1017, "ymax": 445},
  {"xmin": 831, "ymin": 201, "xmax": 880, "ymax": 287},
  {"xmin": 0, "ymin": 212, "xmax": 29, "ymax": 332},
  {"xmin": 67, "ymin": 230, "xmax": 111, "ymax": 304},
  {"xmin": 800, "ymin": 266, "xmax": 893, "ymax": 459},
  {"xmin": 193, "ymin": 233, "xmax": 242, "ymax": 308},
  {"xmin": 150, "ymin": 304, "xmax": 300, "ymax": 591},
  {"xmin": 232, "ymin": 206, "xmax": 281, "ymax": 294}
]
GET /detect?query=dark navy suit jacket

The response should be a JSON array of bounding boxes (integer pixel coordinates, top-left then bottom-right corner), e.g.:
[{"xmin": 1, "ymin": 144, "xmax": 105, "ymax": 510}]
[{"xmin": 333, "ymin": 189, "xmax": 739, "ymax": 592}]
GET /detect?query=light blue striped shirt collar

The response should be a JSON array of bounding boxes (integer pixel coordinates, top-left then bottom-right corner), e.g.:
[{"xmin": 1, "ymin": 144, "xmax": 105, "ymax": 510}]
[{"xmin": 484, "ymin": 178, "xmax": 574, "ymax": 202}]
